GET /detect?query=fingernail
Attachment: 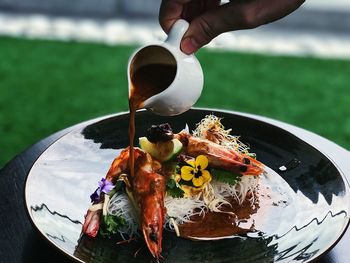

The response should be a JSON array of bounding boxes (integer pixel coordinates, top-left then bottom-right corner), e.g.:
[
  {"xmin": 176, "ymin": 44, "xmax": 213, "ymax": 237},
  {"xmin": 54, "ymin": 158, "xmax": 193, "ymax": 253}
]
[{"xmin": 181, "ymin": 37, "xmax": 199, "ymax": 54}]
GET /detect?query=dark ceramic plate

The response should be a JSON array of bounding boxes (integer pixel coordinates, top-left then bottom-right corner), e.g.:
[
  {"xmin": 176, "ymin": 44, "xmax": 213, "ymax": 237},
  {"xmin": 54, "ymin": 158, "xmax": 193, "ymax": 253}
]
[{"xmin": 25, "ymin": 109, "xmax": 350, "ymax": 263}]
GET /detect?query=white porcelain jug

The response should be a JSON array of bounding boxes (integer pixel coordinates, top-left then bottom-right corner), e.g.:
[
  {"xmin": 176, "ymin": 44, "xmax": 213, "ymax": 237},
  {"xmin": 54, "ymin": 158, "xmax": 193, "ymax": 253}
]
[{"xmin": 128, "ymin": 19, "xmax": 204, "ymax": 116}]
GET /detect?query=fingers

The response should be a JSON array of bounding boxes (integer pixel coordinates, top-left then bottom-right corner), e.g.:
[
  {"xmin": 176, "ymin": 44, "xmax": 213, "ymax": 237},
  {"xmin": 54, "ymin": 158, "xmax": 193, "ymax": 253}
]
[
  {"xmin": 181, "ymin": 3, "xmax": 237, "ymax": 54},
  {"xmin": 182, "ymin": 0, "xmax": 221, "ymax": 23},
  {"xmin": 159, "ymin": 0, "xmax": 192, "ymax": 33},
  {"xmin": 159, "ymin": 0, "xmax": 219, "ymax": 33},
  {"xmin": 160, "ymin": 0, "xmax": 305, "ymax": 54},
  {"xmin": 181, "ymin": 0, "xmax": 305, "ymax": 54}
]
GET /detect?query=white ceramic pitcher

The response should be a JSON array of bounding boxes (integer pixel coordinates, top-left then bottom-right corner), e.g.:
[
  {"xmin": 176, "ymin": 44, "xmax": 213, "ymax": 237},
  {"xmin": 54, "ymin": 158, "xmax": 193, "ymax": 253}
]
[{"xmin": 128, "ymin": 19, "xmax": 204, "ymax": 116}]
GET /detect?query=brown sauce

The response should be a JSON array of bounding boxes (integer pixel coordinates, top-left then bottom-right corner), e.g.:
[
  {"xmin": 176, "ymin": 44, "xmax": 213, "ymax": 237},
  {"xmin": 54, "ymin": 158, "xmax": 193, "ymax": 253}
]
[
  {"xmin": 128, "ymin": 64, "xmax": 177, "ymax": 177},
  {"xmin": 127, "ymin": 63, "xmax": 279, "ymax": 240},
  {"xmin": 178, "ymin": 184, "xmax": 273, "ymax": 239}
]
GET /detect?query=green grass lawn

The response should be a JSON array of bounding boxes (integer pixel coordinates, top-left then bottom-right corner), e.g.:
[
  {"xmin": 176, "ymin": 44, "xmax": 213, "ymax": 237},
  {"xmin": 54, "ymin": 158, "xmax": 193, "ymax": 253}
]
[{"xmin": 0, "ymin": 36, "xmax": 349, "ymax": 168}]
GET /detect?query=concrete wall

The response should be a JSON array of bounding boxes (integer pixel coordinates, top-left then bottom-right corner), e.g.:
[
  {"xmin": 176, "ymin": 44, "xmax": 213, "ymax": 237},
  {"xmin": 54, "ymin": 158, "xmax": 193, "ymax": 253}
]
[{"xmin": 0, "ymin": 0, "xmax": 161, "ymax": 17}]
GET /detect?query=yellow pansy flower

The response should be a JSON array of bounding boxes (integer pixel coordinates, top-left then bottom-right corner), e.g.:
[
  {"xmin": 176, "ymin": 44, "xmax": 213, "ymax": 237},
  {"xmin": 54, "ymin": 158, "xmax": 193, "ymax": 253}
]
[{"xmin": 180, "ymin": 155, "xmax": 211, "ymax": 187}]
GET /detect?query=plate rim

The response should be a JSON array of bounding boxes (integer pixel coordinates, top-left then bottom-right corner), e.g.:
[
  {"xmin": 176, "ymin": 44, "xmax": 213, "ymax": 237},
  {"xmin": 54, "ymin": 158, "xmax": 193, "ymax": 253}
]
[{"xmin": 24, "ymin": 108, "xmax": 350, "ymax": 263}]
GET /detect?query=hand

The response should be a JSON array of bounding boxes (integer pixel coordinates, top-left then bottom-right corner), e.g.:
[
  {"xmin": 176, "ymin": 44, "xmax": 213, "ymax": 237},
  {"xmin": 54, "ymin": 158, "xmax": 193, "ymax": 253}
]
[{"xmin": 159, "ymin": 0, "xmax": 305, "ymax": 54}]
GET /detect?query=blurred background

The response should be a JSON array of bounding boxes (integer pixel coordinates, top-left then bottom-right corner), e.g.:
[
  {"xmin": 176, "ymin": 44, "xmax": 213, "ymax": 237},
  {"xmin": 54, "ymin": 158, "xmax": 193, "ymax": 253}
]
[{"xmin": 0, "ymin": 0, "xmax": 349, "ymax": 168}]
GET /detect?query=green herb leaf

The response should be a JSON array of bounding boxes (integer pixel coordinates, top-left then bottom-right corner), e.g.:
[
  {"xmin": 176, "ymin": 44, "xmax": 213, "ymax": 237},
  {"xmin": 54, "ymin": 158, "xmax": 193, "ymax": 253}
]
[
  {"xmin": 211, "ymin": 169, "xmax": 242, "ymax": 186},
  {"xmin": 167, "ymin": 186, "xmax": 185, "ymax": 198},
  {"xmin": 166, "ymin": 178, "xmax": 176, "ymax": 188},
  {"xmin": 175, "ymin": 164, "xmax": 181, "ymax": 174},
  {"xmin": 166, "ymin": 178, "xmax": 184, "ymax": 198},
  {"xmin": 99, "ymin": 214, "xmax": 127, "ymax": 237}
]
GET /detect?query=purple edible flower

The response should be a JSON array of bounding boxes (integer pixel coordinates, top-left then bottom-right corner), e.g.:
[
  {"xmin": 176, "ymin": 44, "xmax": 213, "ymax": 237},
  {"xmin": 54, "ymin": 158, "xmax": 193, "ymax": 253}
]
[
  {"xmin": 99, "ymin": 178, "xmax": 115, "ymax": 193},
  {"xmin": 90, "ymin": 178, "xmax": 115, "ymax": 203}
]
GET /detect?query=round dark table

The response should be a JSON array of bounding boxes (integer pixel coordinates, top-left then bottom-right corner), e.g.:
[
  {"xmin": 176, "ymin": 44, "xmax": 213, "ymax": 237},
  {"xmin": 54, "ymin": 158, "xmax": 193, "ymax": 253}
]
[{"xmin": 0, "ymin": 113, "xmax": 349, "ymax": 263}]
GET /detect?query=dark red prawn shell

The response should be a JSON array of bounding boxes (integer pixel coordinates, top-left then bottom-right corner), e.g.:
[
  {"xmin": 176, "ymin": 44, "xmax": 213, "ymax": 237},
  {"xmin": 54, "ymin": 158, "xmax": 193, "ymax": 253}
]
[
  {"xmin": 81, "ymin": 147, "xmax": 166, "ymax": 259},
  {"xmin": 176, "ymin": 131, "xmax": 264, "ymax": 176},
  {"xmin": 82, "ymin": 209, "xmax": 102, "ymax": 238}
]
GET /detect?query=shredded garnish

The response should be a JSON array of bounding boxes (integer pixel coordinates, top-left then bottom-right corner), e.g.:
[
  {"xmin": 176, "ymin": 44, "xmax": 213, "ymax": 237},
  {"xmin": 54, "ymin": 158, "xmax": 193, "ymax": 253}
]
[
  {"xmin": 107, "ymin": 192, "xmax": 139, "ymax": 239},
  {"xmin": 163, "ymin": 175, "xmax": 258, "ymax": 229},
  {"xmin": 202, "ymin": 182, "xmax": 233, "ymax": 214},
  {"xmin": 103, "ymin": 195, "xmax": 110, "ymax": 216},
  {"xmin": 211, "ymin": 176, "xmax": 258, "ymax": 205},
  {"xmin": 164, "ymin": 195, "xmax": 207, "ymax": 227},
  {"xmin": 192, "ymin": 114, "xmax": 252, "ymax": 155},
  {"xmin": 102, "ymin": 114, "xmax": 262, "ymax": 239},
  {"xmin": 170, "ymin": 218, "xmax": 180, "ymax": 237}
]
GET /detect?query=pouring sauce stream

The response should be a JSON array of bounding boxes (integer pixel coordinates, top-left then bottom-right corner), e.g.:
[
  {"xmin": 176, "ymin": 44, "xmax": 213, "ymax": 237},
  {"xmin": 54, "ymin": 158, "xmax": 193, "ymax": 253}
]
[{"xmin": 128, "ymin": 63, "xmax": 177, "ymax": 177}]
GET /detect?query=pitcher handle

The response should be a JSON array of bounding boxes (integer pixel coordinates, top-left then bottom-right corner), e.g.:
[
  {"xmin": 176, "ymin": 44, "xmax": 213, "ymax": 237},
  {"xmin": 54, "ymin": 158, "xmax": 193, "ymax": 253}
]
[{"xmin": 165, "ymin": 19, "xmax": 189, "ymax": 49}]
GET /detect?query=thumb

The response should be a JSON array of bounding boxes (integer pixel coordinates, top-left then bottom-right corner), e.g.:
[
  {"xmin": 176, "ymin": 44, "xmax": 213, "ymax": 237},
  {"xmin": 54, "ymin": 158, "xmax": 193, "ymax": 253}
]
[
  {"xmin": 180, "ymin": 17, "xmax": 218, "ymax": 55},
  {"xmin": 181, "ymin": 4, "xmax": 238, "ymax": 54}
]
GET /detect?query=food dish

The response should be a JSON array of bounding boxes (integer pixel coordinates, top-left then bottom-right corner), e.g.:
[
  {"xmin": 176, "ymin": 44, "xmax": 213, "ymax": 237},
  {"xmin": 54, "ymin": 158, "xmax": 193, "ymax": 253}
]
[
  {"xmin": 25, "ymin": 109, "xmax": 350, "ymax": 263},
  {"xmin": 81, "ymin": 115, "xmax": 265, "ymax": 258}
]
